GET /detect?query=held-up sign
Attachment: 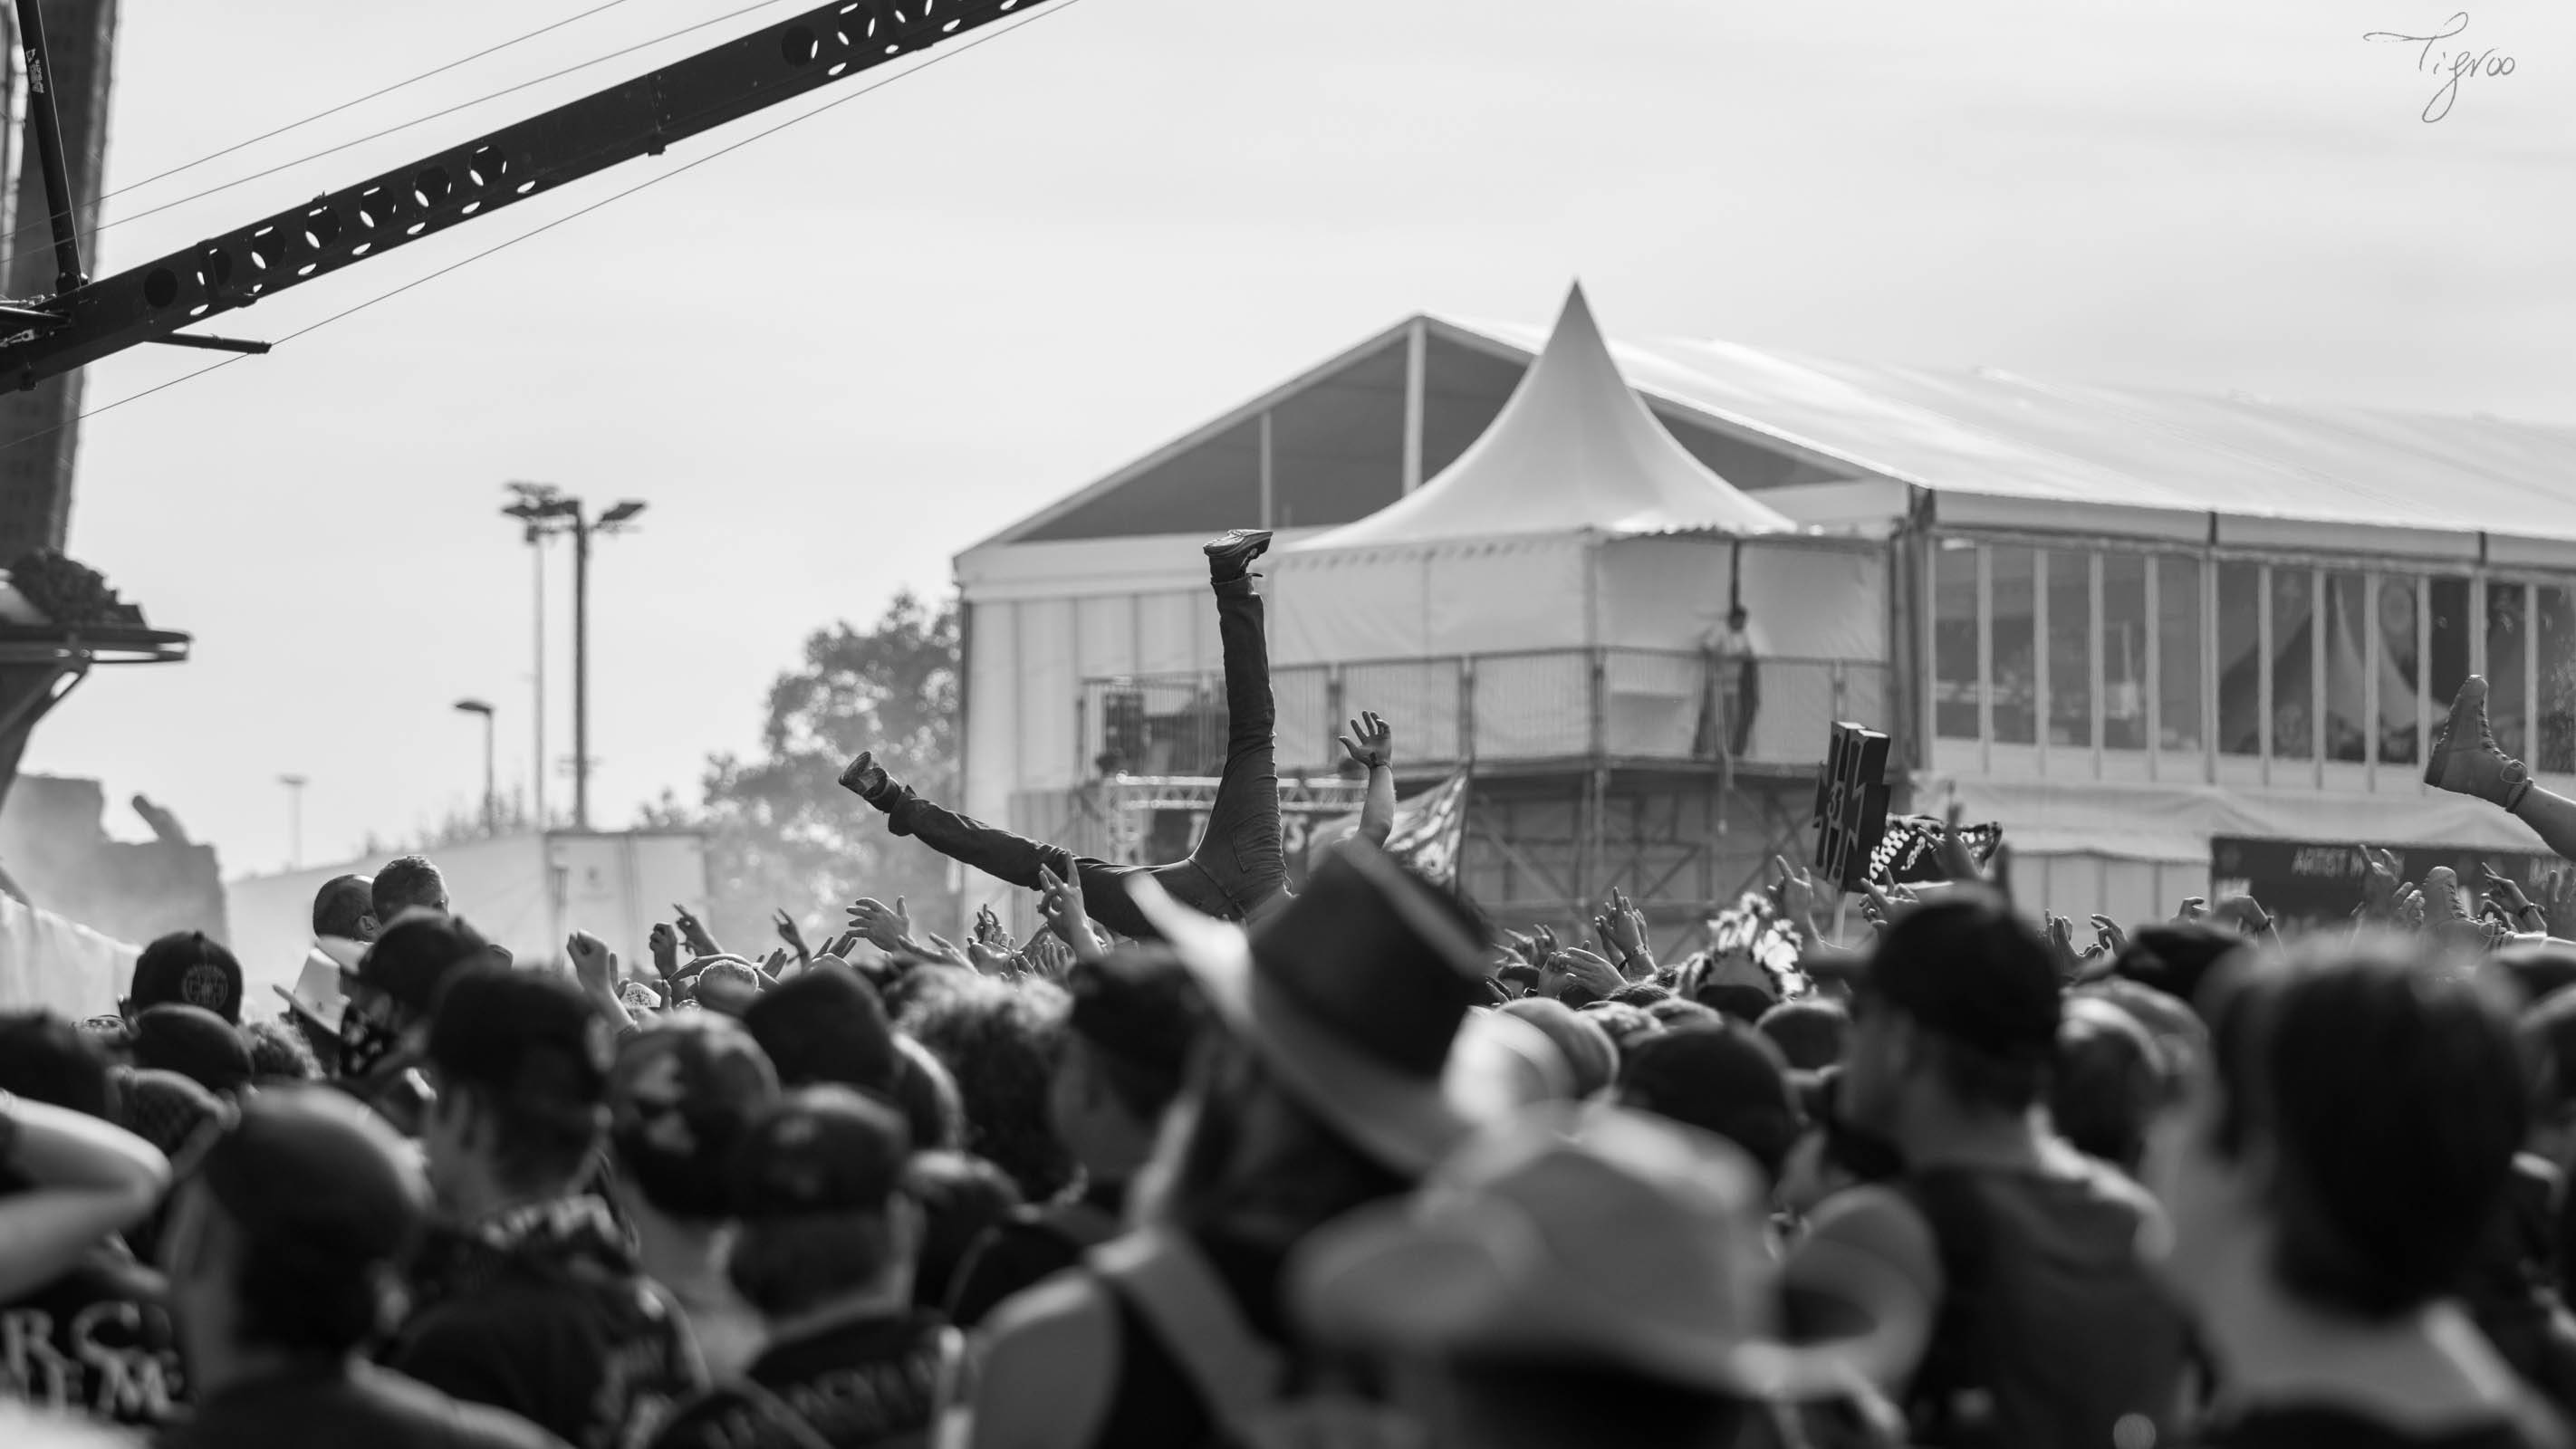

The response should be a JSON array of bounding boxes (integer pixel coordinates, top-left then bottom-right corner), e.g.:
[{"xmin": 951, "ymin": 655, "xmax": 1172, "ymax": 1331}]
[{"xmin": 1812, "ymin": 723, "xmax": 1891, "ymax": 892}]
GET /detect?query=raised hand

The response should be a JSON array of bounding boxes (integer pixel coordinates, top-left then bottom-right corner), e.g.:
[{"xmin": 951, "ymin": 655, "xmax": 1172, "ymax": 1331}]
[
  {"xmin": 2360, "ymin": 846, "xmax": 2404, "ymax": 920},
  {"xmin": 649, "ymin": 922, "xmax": 682, "ymax": 981},
  {"xmin": 2422, "ymin": 867, "xmax": 2468, "ymax": 924},
  {"xmin": 2089, "ymin": 915, "xmax": 2127, "ymax": 961},
  {"xmin": 920, "ymin": 933, "xmax": 975, "ymax": 972},
  {"xmin": 822, "ymin": 927, "xmax": 864, "ymax": 961},
  {"xmin": 2480, "ymin": 863, "xmax": 2546, "ymax": 933},
  {"xmin": 1594, "ymin": 888, "xmax": 1653, "ymax": 974},
  {"xmin": 2043, "ymin": 914, "xmax": 2083, "ymax": 981},
  {"xmin": 1037, "ymin": 865, "xmax": 1105, "ymax": 964},
  {"xmin": 1542, "ymin": 946, "xmax": 1628, "ymax": 1002},
  {"xmin": 1340, "ymin": 711, "xmax": 1394, "ymax": 771},
  {"xmin": 2177, "ymin": 897, "xmax": 2210, "ymax": 923},
  {"xmin": 1770, "ymin": 857, "xmax": 1824, "ymax": 937},
  {"xmin": 2395, "ymin": 883, "xmax": 2427, "ymax": 931},
  {"xmin": 773, "ymin": 908, "xmax": 812, "ymax": 964},
  {"xmin": 847, "ymin": 897, "xmax": 918, "ymax": 956},
  {"xmin": 1936, "ymin": 801, "xmax": 1988, "ymax": 884},
  {"xmin": 673, "ymin": 903, "xmax": 720, "ymax": 957}
]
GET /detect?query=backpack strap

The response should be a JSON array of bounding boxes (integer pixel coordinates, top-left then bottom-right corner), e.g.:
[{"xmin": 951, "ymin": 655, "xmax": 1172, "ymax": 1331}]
[{"xmin": 1089, "ymin": 1230, "xmax": 1286, "ymax": 1444}]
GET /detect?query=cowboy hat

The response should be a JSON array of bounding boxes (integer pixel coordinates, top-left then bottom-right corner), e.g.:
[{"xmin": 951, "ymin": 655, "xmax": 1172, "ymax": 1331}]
[
  {"xmin": 274, "ymin": 949, "xmax": 349, "ymax": 1034},
  {"xmin": 1289, "ymin": 1102, "xmax": 1926, "ymax": 1401},
  {"xmin": 1130, "ymin": 843, "xmax": 1564, "ymax": 1176}
]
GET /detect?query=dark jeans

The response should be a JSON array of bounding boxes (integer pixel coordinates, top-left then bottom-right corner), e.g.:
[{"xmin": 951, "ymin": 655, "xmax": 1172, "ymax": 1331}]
[
  {"xmin": 878, "ymin": 574, "xmax": 1283, "ymax": 938},
  {"xmin": 1695, "ymin": 654, "xmax": 1761, "ymax": 759}
]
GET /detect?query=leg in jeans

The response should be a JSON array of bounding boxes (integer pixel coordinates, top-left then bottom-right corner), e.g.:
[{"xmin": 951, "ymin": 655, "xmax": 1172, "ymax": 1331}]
[
  {"xmin": 1181, "ymin": 571, "xmax": 1288, "ymax": 916},
  {"xmin": 870, "ymin": 786, "xmax": 1231, "ymax": 941}
]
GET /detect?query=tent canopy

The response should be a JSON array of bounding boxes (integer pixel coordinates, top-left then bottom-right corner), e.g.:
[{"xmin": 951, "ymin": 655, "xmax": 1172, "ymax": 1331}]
[{"xmin": 1288, "ymin": 284, "xmax": 1794, "ymax": 555}]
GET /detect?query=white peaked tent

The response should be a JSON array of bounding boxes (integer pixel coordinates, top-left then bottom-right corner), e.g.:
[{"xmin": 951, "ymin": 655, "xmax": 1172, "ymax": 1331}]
[{"xmin": 1271, "ymin": 283, "xmax": 1879, "ymax": 668}]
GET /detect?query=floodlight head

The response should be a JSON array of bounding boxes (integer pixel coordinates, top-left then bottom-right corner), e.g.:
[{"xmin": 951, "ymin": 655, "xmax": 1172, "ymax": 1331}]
[
  {"xmin": 599, "ymin": 501, "xmax": 647, "ymax": 527},
  {"xmin": 454, "ymin": 698, "xmax": 495, "ymax": 716}
]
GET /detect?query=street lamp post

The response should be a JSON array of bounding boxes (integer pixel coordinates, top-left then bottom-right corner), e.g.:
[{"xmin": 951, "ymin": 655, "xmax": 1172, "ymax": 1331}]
[
  {"xmin": 454, "ymin": 699, "xmax": 496, "ymax": 833},
  {"xmin": 500, "ymin": 486, "xmax": 646, "ymax": 833},
  {"xmin": 277, "ymin": 774, "xmax": 307, "ymax": 869}
]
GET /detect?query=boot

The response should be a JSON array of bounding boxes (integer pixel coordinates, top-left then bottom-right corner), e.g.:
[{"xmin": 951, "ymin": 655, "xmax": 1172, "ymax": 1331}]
[
  {"xmin": 1204, "ymin": 529, "xmax": 1274, "ymax": 583},
  {"xmin": 2426, "ymin": 677, "xmax": 2534, "ymax": 810}
]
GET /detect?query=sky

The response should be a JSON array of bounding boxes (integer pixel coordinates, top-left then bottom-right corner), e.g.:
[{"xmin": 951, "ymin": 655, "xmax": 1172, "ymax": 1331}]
[{"xmin": 21, "ymin": 0, "xmax": 2575, "ymax": 878}]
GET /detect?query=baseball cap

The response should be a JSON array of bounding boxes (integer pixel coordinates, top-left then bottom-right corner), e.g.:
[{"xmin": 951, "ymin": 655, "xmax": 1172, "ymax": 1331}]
[
  {"xmin": 1810, "ymin": 888, "xmax": 2061, "ymax": 1063},
  {"xmin": 425, "ymin": 965, "xmax": 615, "ymax": 1130},
  {"xmin": 743, "ymin": 963, "xmax": 899, "ymax": 1095},
  {"xmin": 195, "ymin": 1083, "xmax": 430, "ymax": 1265},
  {"xmin": 130, "ymin": 1004, "xmax": 255, "ymax": 1096},
  {"xmin": 130, "ymin": 932, "xmax": 244, "ymax": 1023},
  {"xmin": 609, "ymin": 1015, "xmax": 781, "ymax": 1219},
  {"xmin": 352, "ymin": 916, "xmax": 502, "ymax": 1018},
  {"xmin": 116, "ymin": 1067, "xmax": 226, "ymax": 1162},
  {"xmin": 728, "ymin": 1084, "xmax": 910, "ymax": 1218}
]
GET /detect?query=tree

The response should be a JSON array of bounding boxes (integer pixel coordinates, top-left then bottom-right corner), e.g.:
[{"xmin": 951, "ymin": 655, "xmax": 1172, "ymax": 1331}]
[{"xmin": 646, "ymin": 590, "xmax": 961, "ymax": 947}]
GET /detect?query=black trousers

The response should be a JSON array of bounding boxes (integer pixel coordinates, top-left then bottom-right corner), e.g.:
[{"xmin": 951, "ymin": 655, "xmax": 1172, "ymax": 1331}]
[{"xmin": 878, "ymin": 573, "xmax": 1283, "ymax": 937}]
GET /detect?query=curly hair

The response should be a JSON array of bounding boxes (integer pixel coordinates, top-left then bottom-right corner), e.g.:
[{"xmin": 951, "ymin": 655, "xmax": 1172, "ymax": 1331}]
[{"xmin": 898, "ymin": 974, "xmax": 1074, "ymax": 1202}]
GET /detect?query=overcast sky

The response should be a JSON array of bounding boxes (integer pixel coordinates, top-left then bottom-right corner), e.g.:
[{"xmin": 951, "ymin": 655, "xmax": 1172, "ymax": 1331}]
[{"xmin": 23, "ymin": 0, "xmax": 2573, "ymax": 878}]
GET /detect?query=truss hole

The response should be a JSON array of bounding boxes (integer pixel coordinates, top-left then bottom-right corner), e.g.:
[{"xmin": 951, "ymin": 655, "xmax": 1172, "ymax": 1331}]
[
  {"xmin": 351, "ymin": 242, "xmax": 372, "ymax": 256},
  {"xmin": 783, "ymin": 25, "xmax": 820, "ymax": 63},
  {"xmin": 516, "ymin": 180, "xmax": 537, "ymax": 195},
  {"xmin": 828, "ymin": 61, "xmax": 848, "ymax": 76},
  {"xmin": 188, "ymin": 303, "xmax": 209, "ymax": 317},
  {"xmin": 412, "ymin": 165, "xmax": 452, "ymax": 208},
  {"xmin": 297, "ymin": 263, "xmax": 317, "ymax": 276},
  {"xmin": 143, "ymin": 267, "xmax": 179, "ymax": 309},
  {"xmin": 461, "ymin": 201, "xmax": 481, "ymax": 216},
  {"xmin": 406, "ymin": 222, "xmax": 427, "ymax": 235}
]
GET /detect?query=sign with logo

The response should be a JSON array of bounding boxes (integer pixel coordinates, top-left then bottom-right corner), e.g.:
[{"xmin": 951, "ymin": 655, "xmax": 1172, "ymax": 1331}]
[{"xmin": 2209, "ymin": 835, "xmax": 2562, "ymax": 930}]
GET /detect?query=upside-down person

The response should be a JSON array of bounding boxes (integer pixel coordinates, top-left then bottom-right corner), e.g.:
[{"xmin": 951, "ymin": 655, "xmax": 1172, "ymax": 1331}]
[{"xmin": 841, "ymin": 530, "xmax": 1397, "ymax": 938}]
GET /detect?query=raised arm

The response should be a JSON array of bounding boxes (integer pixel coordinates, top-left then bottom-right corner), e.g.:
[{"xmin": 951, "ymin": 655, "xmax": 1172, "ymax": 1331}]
[
  {"xmin": 1342, "ymin": 712, "xmax": 1397, "ymax": 848},
  {"xmin": 0, "ymin": 1097, "xmax": 171, "ymax": 1301}
]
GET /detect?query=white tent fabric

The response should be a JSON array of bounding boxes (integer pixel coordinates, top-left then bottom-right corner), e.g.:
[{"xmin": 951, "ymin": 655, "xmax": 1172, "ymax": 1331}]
[
  {"xmin": 0, "ymin": 892, "xmax": 137, "ymax": 1014},
  {"xmin": 1273, "ymin": 284, "xmax": 1831, "ymax": 669},
  {"xmin": 1291, "ymin": 284, "xmax": 1794, "ymax": 552}
]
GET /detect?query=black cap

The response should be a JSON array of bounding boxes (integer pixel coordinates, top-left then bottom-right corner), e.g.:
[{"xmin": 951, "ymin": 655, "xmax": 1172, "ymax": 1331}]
[
  {"xmin": 1813, "ymin": 889, "xmax": 2061, "ymax": 1062},
  {"xmin": 426, "ymin": 966, "xmax": 614, "ymax": 1129},
  {"xmin": 1615, "ymin": 1023, "xmax": 1802, "ymax": 1175},
  {"xmin": 728, "ymin": 1084, "xmax": 910, "ymax": 1218},
  {"xmin": 197, "ymin": 1084, "xmax": 429, "ymax": 1264},
  {"xmin": 353, "ymin": 916, "xmax": 500, "ymax": 1018},
  {"xmin": 2110, "ymin": 922, "xmax": 2253, "ymax": 1015},
  {"xmin": 130, "ymin": 1004, "xmax": 254, "ymax": 1096},
  {"xmin": 131, "ymin": 932, "xmax": 244, "ymax": 1023},
  {"xmin": 742, "ymin": 964, "xmax": 899, "ymax": 1095}
]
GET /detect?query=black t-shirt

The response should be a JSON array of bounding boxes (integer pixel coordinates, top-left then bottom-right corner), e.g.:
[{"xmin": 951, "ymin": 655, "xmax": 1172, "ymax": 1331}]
[
  {"xmin": 387, "ymin": 1199, "xmax": 701, "ymax": 1449},
  {"xmin": 0, "ymin": 1245, "xmax": 187, "ymax": 1426},
  {"xmin": 648, "ymin": 1310, "xmax": 951, "ymax": 1449},
  {"xmin": 2205, "ymin": 1405, "xmax": 2562, "ymax": 1449},
  {"xmin": 944, "ymin": 1186, "xmax": 1125, "ymax": 1329},
  {"xmin": 153, "ymin": 1359, "xmax": 567, "ymax": 1449}
]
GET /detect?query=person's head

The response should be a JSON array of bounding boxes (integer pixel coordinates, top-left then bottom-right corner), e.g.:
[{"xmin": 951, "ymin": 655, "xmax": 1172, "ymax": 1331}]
[
  {"xmin": 1606, "ymin": 983, "xmax": 1672, "ymax": 1009},
  {"xmin": 1727, "ymin": 605, "xmax": 1749, "ymax": 630},
  {"xmin": 1497, "ymin": 998, "xmax": 1619, "ymax": 1099},
  {"xmin": 2521, "ymin": 984, "xmax": 2576, "ymax": 1164},
  {"xmin": 1822, "ymin": 889, "xmax": 2060, "ymax": 1144},
  {"xmin": 1685, "ymin": 982, "xmax": 1775, "ymax": 1028},
  {"xmin": 2111, "ymin": 922, "xmax": 2254, "ymax": 1017},
  {"xmin": 340, "ymin": 915, "xmax": 501, "ymax": 1080},
  {"xmin": 1756, "ymin": 998, "xmax": 1850, "ymax": 1071},
  {"xmin": 2146, "ymin": 936, "xmax": 2527, "ymax": 1328},
  {"xmin": 687, "ymin": 957, "xmax": 766, "ymax": 1017},
  {"xmin": 1293, "ymin": 1105, "xmax": 1918, "ymax": 1449},
  {"xmin": 119, "ymin": 1068, "xmax": 226, "ymax": 1164},
  {"xmin": 130, "ymin": 931, "xmax": 244, "ymax": 1025},
  {"xmin": 2049, "ymin": 996, "xmax": 2167, "ymax": 1176},
  {"xmin": 370, "ymin": 856, "xmax": 448, "ymax": 924},
  {"xmin": 1648, "ymin": 997, "xmax": 1727, "ymax": 1032},
  {"xmin": 130, "ymin": 1004, "xmax": 255, "ymax": 1097},
  {"xmin": 1581, "ymin": 1002, "xmax": 1662, "ymax": 1055},
  {"xmin": 0, "ymin": 1010, "xmax": 117, "ymax": 1119},
  {"xmin": 1614, "ymin": 1023, "xmax": 1803, "ymax": 1182},
  {"xmin": 888, "ymin": 1033, "xmax": 966, "ymax": 1152},
  {"xmin": 312, "ymin": 874, "xmax": 379, "ymax": 944},
  {"xmin": 742, "ymin": 962, "xmax": 899, "ymax": 1096},
  {"xmin": 159, "ymin": 1086, "xmax": 428, "ymax": 1376},
  {"xmin": 607, "ymin": 1015, "xmax": 780, "ymax": 1223},
  {"xmin": 900, "ymin": 973, "xmax": 1074, "ymax": 1203},
  {"xmin": 726, "ymin": 1086, "xmax": 918, "ymax": 1320},
  {"xmin": 900, "ymin": 1150, "xmax": 1023, "ymax": 1311},
  {"xmin": 242, "ymin": 1018, "xmax": 323, "ymax": 1083},
  {"xmin": 1053, "ymin": 947, "xmax": 1204, "ymax": 1183},
  {"xmin": 420, "ymin": 966, "xmax": 614, "ymax": 1215}
]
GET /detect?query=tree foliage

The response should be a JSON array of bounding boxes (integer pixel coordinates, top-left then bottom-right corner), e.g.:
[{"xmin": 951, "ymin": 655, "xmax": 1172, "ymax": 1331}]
[{"xmin": 645, "ymin": 590, "xmax": 961, "ymax": 946}]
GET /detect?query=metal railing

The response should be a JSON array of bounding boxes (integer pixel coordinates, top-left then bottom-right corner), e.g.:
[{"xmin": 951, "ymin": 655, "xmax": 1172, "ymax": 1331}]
[{"xmin": 1081, "ymin": 649, "xmax": 1891, "ymax": 776}]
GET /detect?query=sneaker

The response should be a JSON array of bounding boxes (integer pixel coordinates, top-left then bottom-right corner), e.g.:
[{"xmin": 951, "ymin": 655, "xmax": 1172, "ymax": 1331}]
[
  {"xmin": 2425, "ymin": 677, "xmax": 2533, "ymax": 810},
  {"xmin": 839, "ymin": 751, "xmax": 896, "ymax": 808},
  {"xmin": 1204, "ymin": 529, "xmax": 1274, "ymax": 582}
]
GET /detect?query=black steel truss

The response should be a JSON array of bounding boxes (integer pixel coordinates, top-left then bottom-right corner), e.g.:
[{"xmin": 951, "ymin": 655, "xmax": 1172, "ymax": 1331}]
[{"xmin": 0, "ymin": 0, "xmax": 1055, "ymax": 387}]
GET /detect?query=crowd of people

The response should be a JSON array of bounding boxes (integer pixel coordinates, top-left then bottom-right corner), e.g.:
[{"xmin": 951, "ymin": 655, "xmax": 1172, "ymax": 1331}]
[{"xmin": 5, "ymin": 532, "xmax": 2576, "ymax": 1447}]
